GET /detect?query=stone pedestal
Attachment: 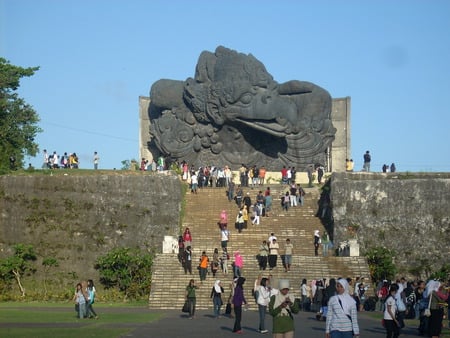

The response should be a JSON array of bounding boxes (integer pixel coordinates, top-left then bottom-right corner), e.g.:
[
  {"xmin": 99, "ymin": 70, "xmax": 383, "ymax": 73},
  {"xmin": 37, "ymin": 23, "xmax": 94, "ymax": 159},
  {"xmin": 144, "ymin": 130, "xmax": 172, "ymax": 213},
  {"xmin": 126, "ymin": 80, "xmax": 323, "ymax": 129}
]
[
  {"xmin": 162, "ymin": 235, "xmax": 178, "ymax": 254},
  {"xmin": 348, "ymin": 239, "xmax": 360, "ymax": 257}
]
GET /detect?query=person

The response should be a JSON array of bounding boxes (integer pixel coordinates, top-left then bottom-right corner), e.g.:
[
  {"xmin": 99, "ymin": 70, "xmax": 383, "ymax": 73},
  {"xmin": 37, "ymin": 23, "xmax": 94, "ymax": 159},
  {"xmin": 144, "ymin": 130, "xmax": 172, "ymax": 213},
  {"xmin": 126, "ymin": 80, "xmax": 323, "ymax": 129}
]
[
  {"xmin": 427, "ymin": 280, "xmax": 449, "ymax": 338},
  {"xmin": 258, "ymin": 240, "xmax": 269, "ymax": 270},
  {"xmin": 251, "ymin": 203, "xmax": 261, "ymax": 225},
  {"xmin": 259, "ymin": 166, "xmax": 266, "ymax": 185},
  {"xmin": 314, "ymin": 230, "xmax": 320, "ymax": 256},
  {"xmin": 234, "ymin": 251, "xmax": 243, "ymax": 277},
  {"xmin": 363, "ymin": 151, "xmax": 371, "ymax": 172},
  {"xmin": 220, "ymin": 224, "xmax": 230, "ymax": 249},
  {"xmin": 268, "ymin": 238, "xmax": 279, "ymax": 270},
  {"xmin": 236, "ymin": 210, "xmax": 244, "ymax": 233},
  {"xmin": 297, "ymin": 184, "xmax": 305, "ymax": 206},
  {"xmin": 224, "ymin": 165, "xmax": 232, "ymax": 188},
  {"xmin": 268, "ymin": 233, "xmax": 277, "ymax": 244},
  {"xmin": 211, "ymin": 248, "xmax": 220, "ymax": 277},
  {"xmin": 73, "ymin": 282, "xmax": 87, "ymax": 319},
  {"xmin": 232, "ymin": 277, "xmax": 248, "ymax": 333},
  {"xmin": 394, "ymin": 278, "xmax": 406, "ymax": 329},
  {"xmin": 384, "ymin": 284, "xmax": 400, "ymax": 338},
  {"xmin": 211, "ymin": 280, "xmax": 224, "ymax": 318},
  {"xmin": 284, "ymin": 239, "xmax": 293, "ymax": 272},
  {"xmin": 243, "ymin": 192, "xmax": 252, "ymax": 212},
  {"xmin": 235, "ymin": 185, "xmax": 243, "ymax": 208},
  {"xmin": 157, "ymin": 155, "xmax": 165, "ymax": 171},
  {"xmin": 282, "ymin": 191, "xmax": 290, "ymax": 212},
  {"xmin": 242, "ymin": 205, "xmax": 249, "ymax": 228},
  {"xmin": 73, "ymin": 153, "xmax": 80, "ymax": 168},
  {"xmin": 198, "ymin": 251, "xmax": 209, "ymax": 283},
  {"xmin": 312, "ymin": 279, "xmax": 325, "ymax": 314},
  {"xmin": 93, "ymin": 151, "xmax": 99, "ymax": 170},
  {"xmin": 227, "ymin": 180, "xmax": 235, "ymax": 202},
  {"xmin": 184, "ymin": 246, "xmax": 193, "ymax": 274},
  {"xmin": 376, "ymin": 280, "xmax": 389, "ymax": 312},
  {"xmin": 390, "ymin": 163, "xmax": 396, "ymax": 173},
  {"xmin": 280, "ymin": 166, "xmax": 288, "ymax": 184},
  {"xmin": 357, "ymin": 282, "xmax": 368, "ymax": 312},
  {"xmin": 307, "ymin": 164, "xmax": 314, "ymax": 187},
  {"xmin": 269, "ymin": 279, "xmax": 299, "ymax": 338},
  {"xmin": 190, "ymin": 171, "xmax": 198, "ymax": 193},
  {"xmin": 42, "ymin": 149, "xmax": 49, "ymax": 169},
  {"xmin": 264, "ymin": 187, "xmax": 272, "ymax": 217},
  {"xmin": 185, "ymin": 279, "xmax": 198, "ymax": 319},
  {"xmin": 345, "ymin": 159, "xmax": 351, "ymax": 172},
  {"xmin": 257, "ymin": 277, "xmax": 273, "ymax": 334},
  {"xmin": 220, "ymin": 247, "xmax": 229, "ymax": 274},
  {"xmin": 321, "ymin": 278, "xmax": 337, "ymax": 321},
  {"xmin": 325, "ymin": 278, "xmax": 360, "ymax": 338},
  {"xmin": 322, "ymin": 231, "xmax": 331, "ymax": 256},
  {"xmin": 253, "ymin": 274, "xmax": 263, "ymax": 303},
  {"xmin": 289, "ymin": 184, "xmax": 297, "ymax": 207},
  {"xmin": 301, "ymin": 279, "xmax": 311, "ymax": 311},
  {"xmin": 348, "ymin": 159, "xmax": 354, "ymax": 171},
  {"xmin": 317, "ymin": 165, "xmax": 324, "ymax": 184},
  {"xmin": 86, "ymin": 279, "xmax": 98, "ymax": 319},
  {"xmin": 183, "ymin": 228, "xmax": 192, "ymax": 248},
  {"xmin": 177, "ymin": 235, "xmax": 185, "ymax": 264}
]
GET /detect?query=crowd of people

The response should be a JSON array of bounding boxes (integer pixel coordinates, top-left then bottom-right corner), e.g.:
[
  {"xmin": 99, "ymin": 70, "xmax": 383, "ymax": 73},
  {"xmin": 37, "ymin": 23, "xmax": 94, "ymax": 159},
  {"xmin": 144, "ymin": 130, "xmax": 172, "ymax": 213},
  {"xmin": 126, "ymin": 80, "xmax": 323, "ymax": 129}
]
[
  {"xmin": 176, "ymin": 218, "xmax": 449, "ymax": 337},
  {"xmin": 40, "ymin": 149, "xmax": 105, "ymax": 170},
  {"xmin": 186, "ymin": 272, "xmax": 449, "ymax": 337},
  {"xmin": 42, "ymin": 149, "xmax": 81, "ymax": 169}
]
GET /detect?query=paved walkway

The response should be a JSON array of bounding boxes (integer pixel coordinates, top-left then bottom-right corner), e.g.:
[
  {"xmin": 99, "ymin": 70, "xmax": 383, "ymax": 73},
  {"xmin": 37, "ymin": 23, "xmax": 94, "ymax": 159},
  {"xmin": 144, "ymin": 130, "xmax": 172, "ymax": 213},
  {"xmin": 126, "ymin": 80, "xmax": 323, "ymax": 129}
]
[{"xmin": 124, "ymin": 309, "xmax": 425, "ymax": 338}]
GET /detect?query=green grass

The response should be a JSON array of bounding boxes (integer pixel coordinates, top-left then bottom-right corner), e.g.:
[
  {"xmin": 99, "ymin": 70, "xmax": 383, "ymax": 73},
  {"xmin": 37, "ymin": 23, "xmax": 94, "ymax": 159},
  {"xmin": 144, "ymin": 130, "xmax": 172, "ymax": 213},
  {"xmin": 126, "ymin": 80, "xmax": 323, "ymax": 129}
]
[{"xmin": 0, "ymin": 302, "xmax": 162, "ymax": 338}]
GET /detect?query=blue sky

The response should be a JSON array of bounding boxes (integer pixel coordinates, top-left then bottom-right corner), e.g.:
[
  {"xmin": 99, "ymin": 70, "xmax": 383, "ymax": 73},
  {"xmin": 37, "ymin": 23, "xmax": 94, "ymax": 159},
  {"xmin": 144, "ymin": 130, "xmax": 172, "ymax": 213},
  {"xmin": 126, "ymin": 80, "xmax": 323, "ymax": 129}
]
[{"xmin": 2, "ymin": 0, "xmax": 450, "ymax": 171}]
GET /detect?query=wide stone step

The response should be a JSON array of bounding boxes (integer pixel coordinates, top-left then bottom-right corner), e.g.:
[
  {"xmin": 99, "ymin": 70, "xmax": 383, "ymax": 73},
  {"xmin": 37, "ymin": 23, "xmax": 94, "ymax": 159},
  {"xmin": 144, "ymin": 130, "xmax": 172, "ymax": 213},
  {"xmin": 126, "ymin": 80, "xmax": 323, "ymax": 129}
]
[
  {"xmin": 149, "ymin": 185, "xmax": 371, "ymax": 310},
  {"xmin": 149, "ymin": 253, "xmax": 371, "ymax": 310}
]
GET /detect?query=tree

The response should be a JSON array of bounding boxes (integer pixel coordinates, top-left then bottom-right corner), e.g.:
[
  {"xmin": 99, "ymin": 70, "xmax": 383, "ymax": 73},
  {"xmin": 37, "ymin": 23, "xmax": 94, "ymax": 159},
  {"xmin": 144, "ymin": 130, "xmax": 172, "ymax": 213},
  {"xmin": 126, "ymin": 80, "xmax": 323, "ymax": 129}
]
[
  {"xmin": 365, "ymin": 246, "xmax": 397, "ymax": 282},
  {"xmin": 0, "ymin": 244, "xmax": 37, "ymax": 297},
  {"xmin": 0, "ymin": 58, "xmax": 42, "ymax": 171},
  {"xmin": 42, "ymin": 257, "xmax": 59, "ymax": 297},
  {"xmin": 95, "ymin": 247, "xmax": 153, "ymax": 300}
]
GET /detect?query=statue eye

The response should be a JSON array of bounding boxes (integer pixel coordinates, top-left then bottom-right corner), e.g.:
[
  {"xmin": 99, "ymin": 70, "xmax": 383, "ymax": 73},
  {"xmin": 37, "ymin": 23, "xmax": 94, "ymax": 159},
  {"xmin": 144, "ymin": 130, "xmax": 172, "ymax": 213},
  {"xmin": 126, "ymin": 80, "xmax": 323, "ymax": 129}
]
[{"xmin": 240, "ymin": 93, "xmax": 252, "ymax": 104}]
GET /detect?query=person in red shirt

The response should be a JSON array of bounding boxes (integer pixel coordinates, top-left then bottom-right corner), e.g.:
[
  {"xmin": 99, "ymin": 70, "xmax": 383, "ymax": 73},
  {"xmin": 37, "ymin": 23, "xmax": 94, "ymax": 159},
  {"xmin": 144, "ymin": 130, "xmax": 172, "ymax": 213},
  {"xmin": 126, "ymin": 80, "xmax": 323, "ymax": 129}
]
[{"xmin": 183, "ymin": 228, "xmax": 193, "ymax": 248}]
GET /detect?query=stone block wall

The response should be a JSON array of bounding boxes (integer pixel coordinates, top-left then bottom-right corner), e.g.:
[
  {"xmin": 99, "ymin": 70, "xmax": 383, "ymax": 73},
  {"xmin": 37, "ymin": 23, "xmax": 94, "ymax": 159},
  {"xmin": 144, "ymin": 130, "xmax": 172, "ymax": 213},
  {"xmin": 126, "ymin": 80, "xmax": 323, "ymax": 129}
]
[
  {"xmin": 330, "ymin": 172, "xmax": 450, "ymax": 275},
  {"xmin": 0, "ymin": 173, "xmax": 181, "ymax": 284}
]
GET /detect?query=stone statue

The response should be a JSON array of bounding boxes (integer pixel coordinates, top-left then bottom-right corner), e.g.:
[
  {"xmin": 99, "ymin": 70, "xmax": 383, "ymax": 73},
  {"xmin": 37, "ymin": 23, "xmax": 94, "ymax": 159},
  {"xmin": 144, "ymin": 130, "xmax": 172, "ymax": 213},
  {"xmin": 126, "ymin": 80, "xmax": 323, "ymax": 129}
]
[{"xmin": 148, "ymin": 46, "xmax": 336, "ymax": 170}]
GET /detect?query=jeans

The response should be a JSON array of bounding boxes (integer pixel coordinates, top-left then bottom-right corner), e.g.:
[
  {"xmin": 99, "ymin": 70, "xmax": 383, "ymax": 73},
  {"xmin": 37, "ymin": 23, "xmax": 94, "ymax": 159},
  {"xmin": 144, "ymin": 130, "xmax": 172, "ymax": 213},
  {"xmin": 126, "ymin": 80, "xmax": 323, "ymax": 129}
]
[
  {"xmin": 187, "ymin": 297, "xmax": 196, "ymax": 317},
  {"xmin": 258, "ymin": 304, "xmax": 267, "ymax": 331},
  {"xmin": 322, "ymin": 243, "xmax": 329, "ymax": 256},
  {"xmin": 86, "ymin": 302, "xmax": 97, "ymax": 318},
  {"xmin": 77, "ymin": 302, "xmax": 86, "ymax": 318},
  {"xmin": 213, "ymin": 296, "xmax": 222, "ymax": 317},
  {"xmin": 330, "ymin": 330, "xmax": 354, "ymax": 338},
  {"xmin": 199, "ymin": 267, "xmax": 207, "ymax": 281}
]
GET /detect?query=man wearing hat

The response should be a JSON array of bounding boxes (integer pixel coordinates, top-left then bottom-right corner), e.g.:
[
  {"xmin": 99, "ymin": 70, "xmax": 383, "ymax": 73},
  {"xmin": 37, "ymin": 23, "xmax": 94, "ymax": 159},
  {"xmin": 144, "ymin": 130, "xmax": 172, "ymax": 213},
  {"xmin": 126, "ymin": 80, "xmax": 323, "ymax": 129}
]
[{"xmin": 269, "ymin": 279, "xmax": 299, "ymax": 337}]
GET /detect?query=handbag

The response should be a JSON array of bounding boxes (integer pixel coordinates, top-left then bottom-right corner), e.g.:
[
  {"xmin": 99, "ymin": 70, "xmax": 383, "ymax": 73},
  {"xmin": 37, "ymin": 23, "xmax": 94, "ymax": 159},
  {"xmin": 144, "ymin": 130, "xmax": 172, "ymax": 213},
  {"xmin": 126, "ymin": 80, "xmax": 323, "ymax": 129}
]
[
  {"xmin": 225, "ymin": 302, "xmax": 232, "ymax": 314},
  {"xmin": 396, "ymin": 298, "xmax": 406, "ymax": 312},
  {"xmin": 424, "ymin": 293, "xmax": 432, "ymax": 317},
  {"xmin": 182, "ymin": 300, "xmax": 190, "ymax": 313}
]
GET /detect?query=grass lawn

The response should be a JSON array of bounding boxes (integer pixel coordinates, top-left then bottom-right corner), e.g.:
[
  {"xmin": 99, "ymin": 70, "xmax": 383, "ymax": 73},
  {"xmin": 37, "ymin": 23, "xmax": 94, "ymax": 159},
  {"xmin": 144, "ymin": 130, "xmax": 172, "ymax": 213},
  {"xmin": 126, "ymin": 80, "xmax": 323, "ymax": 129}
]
[{"xmin": 0, "ymin": 302, "xmax": 162, "ymax": 338}]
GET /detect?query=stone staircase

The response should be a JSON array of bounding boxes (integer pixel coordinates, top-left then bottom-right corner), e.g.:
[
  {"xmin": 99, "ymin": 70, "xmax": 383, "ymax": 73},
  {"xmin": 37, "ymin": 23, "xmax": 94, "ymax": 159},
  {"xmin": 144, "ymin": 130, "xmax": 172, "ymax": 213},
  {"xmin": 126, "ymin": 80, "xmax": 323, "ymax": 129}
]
[{"xmin": 148, "ymin": 184, "xmax": 371, "ymax": 310}]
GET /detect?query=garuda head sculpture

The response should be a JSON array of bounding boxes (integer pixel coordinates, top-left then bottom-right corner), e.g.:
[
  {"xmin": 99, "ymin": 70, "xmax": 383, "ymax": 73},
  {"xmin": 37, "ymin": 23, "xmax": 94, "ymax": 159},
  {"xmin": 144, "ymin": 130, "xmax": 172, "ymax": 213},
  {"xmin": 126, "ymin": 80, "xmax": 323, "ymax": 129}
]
[{"xmin": 149, "ymin": 46, "xmax": 336, "ymax": 170}]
